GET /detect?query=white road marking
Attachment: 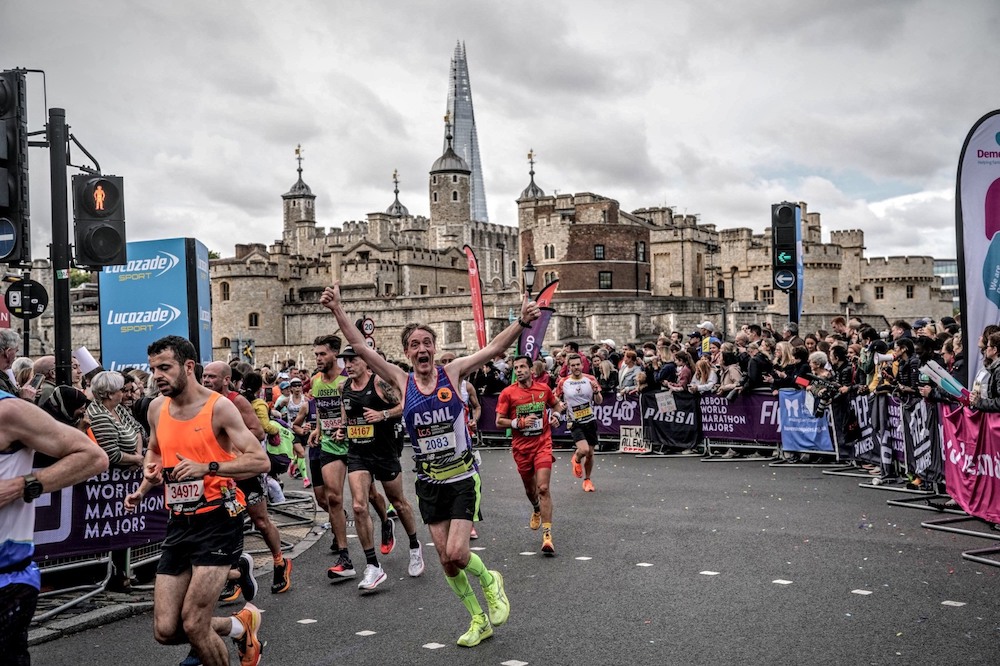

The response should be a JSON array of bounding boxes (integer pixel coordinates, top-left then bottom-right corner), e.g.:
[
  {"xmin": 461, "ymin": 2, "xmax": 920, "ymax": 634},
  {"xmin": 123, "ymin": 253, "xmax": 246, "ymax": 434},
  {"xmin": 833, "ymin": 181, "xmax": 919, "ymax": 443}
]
[
  {"xmin": 772, "ymin": 579, "xmax": 793, "ymax": 585},
  {"xmin": 356, "ymin": 630, "xmax": 376, "ymax": 636},
  {"xmin": 520, "ymin": 551, "xmax": 536, "ymax": 556},
  {"xmin": 700, "ymin": 571, "xmax": 720, "ymax": 576},
  {"xmin": 851, "ymin": 589, "xmax": 872, "ymax": 595},
  {"xmin": 636, "ymin": 562, "xmax": 653, "ymax": 567},
  {"xmin": 502, "ymin": 661, "xmax": 529, "ymax": 666},
  {"xmin": 297, "ymin": 619, "xmax": 317, "ymax": 624},
  {"xmin": 941, "ymin": 600, "xmax": 966, "ymax": 607},
  {"xmin": 575, "ymin": 556, "xmax": 592, "ymax": 561},
  {"xmin": 423, "ymin": 642, "xmax": 447, "ymax": 649}
]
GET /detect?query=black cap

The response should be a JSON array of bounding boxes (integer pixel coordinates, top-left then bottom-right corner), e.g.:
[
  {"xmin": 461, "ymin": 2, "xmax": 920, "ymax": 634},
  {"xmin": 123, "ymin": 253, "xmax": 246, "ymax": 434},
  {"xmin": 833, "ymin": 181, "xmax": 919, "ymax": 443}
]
[{"xmin": 337, "ymin": 346, "xmax": 360, "ymax": 359}]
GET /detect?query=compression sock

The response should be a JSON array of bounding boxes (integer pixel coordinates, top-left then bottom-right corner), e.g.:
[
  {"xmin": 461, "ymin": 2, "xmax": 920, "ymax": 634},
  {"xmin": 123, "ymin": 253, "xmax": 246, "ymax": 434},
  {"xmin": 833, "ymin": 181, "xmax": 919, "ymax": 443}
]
[
  {"xmin": 296, "ymin": 456, "xmax": 308, "ymax": 478},
  {"xmin": 531, "ymin": 501, "xmax": 541, "ymax": 513},
  {"xmin": 445, "ymin": 570, "xmax": 483, "ymax": 617},
  {"xmin": 542, "ymin": 523, "xmax": 552, "ymax": 536},
  {"xmin": 408, "ymin": 532, "xmax": 420, "ymax": 549},
  {"xmin": 364, "ymin": 548, "xmax": 379, "ymax": 567},
  {"xmin": 463, "ymin": 552, "xmax": 494, "ymax": 587}
]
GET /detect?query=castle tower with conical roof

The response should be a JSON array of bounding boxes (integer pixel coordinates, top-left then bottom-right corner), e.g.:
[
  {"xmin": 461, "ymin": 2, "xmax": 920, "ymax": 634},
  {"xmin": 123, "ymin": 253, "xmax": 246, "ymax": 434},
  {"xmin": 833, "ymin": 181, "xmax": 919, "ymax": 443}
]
[
  {"xmin": 444, "ymin": 42, "xmax": 488, "ymax": 223},
  {"xmin": 282, "ymin": 144, "xmax": 316, "ymax": 255}
]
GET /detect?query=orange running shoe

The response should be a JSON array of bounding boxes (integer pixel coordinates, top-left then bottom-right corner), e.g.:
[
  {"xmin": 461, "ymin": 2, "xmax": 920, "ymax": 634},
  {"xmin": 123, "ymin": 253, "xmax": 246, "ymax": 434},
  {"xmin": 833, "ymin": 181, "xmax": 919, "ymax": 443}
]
[
  {"xmin": 582, "ymin": 479, "xmax": 595, "ymax": 492},
  {"xmin": 571, "ymin": 454, "xmax": 583, "ymax": 479},
  {"xmin": 233, "ymin": 602, "xmax": 262, "ymax": 666},
  {"xmin": 529, "ymin": 510, "xmax": 541, "ymax": 530},
  {"xmin": 541, "ymin": 531, "xmax": 555, "ymax": 556}
]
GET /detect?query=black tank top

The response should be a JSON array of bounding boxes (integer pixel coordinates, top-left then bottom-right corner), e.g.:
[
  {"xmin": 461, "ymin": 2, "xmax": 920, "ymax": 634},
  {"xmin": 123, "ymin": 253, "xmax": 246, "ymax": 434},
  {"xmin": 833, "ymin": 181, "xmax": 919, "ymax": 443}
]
[{"xmin": 343, "ymin": 374, "xmax": 393, "ymax": 451}]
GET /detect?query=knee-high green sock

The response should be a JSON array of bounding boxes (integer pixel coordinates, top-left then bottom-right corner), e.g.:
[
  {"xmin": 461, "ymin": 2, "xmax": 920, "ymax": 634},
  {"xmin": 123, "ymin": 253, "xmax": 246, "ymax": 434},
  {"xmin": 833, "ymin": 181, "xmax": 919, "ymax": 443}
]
[
  {"xmin": 463, "ymin": 553, "xmax": 494, "ymax": 587},
  {"xmin": 445, "ymin": 570, "xmax": 483, "ymax": 617},
  {"xmin": 296, "ymin": 456, "xmax": 308, "ymax": 479}
]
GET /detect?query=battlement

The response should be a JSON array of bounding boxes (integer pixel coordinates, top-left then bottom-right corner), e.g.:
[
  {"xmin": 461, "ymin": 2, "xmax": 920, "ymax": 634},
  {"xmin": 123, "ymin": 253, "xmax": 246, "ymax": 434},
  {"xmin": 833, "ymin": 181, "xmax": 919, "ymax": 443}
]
[
  {"xmin": 829, "ymin": 229, "xmax": 865, "ymax": 249},
  {"xmin": 862, "ymin": 255, "xmax": 938, "ymax": 280}
]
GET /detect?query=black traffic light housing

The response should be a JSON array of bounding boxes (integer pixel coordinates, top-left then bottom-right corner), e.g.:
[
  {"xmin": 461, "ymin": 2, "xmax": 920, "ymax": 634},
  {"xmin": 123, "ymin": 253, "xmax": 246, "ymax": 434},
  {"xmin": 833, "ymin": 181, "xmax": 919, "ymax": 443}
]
[
  {"xmin": 771, "ymin": 202, "xmax": 798, "ymax": 269},
  {"xmin": 72, "ymin": 174, "xmax": 126, "ymax": 267},
  {"xmin": 0, "ymin": 69, "xmax": 31, "ymax": 268}
]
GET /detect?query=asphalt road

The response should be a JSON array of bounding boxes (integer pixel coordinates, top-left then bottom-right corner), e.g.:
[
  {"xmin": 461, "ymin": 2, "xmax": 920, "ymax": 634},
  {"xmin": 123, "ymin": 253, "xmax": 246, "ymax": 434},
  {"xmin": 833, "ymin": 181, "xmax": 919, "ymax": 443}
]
[{"xmin": 31, "ymin": 450, "xmax": 1000, "ymax": 665}]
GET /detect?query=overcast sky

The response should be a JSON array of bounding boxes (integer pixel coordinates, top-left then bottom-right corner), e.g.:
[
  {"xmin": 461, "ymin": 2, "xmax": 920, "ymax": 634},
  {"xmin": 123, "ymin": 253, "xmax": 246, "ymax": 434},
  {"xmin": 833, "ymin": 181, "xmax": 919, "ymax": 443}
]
[{"xmin": 5, "ymin": 1, "xmax": 999, "ymax": 261}]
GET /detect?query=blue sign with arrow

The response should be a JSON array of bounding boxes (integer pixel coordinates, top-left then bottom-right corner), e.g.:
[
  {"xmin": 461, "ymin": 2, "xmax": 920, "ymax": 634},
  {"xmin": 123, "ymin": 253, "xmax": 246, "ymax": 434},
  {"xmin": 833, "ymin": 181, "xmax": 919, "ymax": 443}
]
[
  {"xmin": 774, "ymin": 269, "xmax": 796, "ymax": 291},
  {"xmin": 0, "ymin": 219, "xmax": 16, "ymax": 260}
]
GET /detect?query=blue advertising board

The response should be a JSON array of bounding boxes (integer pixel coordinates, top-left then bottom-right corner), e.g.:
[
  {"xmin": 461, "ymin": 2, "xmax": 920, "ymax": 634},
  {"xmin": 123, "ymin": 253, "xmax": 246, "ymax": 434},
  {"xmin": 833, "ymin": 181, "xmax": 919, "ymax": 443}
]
[{"xmin": 99, "ymin": 238, "xmax": 212, "ymax": 370}]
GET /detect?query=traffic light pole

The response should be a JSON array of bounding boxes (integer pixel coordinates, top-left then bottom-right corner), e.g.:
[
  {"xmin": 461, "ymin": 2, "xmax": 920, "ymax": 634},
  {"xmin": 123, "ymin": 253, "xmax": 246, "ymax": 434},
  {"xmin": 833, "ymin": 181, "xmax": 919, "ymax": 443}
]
[
  {"xmin": 48, "ymin": 108, "xmax": 72, "ymax": 386},
  {"xmin": 788, "ymin": 286, "xmax": 799, "ymax": 327}
]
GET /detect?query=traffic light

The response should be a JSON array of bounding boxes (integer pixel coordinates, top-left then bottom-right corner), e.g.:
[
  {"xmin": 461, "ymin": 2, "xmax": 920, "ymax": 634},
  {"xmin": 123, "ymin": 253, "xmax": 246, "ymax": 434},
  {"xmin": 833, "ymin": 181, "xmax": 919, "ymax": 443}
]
[
  {"xmin": 72, "ymin": 174, "xmax": 126, "ymax": 267},
  {"xmin": 0, "ymin": 69, "xmax": 31, "ymax": 268},
  {"xmin": 771, "ymin": 201, "xmax": 799, "ymax": 292}
]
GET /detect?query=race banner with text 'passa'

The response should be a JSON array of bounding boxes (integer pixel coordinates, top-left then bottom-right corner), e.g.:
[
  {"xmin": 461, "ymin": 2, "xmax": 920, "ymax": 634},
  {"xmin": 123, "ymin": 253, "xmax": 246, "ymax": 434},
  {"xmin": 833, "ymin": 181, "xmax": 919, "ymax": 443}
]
[{"xmin": 641, "ymin": 390, "xmax": 700, "ymax": 450}]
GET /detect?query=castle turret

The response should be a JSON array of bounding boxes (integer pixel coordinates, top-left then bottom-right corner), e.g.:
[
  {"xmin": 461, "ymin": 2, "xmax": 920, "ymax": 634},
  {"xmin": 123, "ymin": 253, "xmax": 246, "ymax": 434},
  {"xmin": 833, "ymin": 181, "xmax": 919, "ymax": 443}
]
[
  {"xmin": 429, "ymin": 115, "xmax": 471, "ymax": 249},
  {"xmin": 282, "ymin": 145, "xmax": 317, "ymax": 255}
]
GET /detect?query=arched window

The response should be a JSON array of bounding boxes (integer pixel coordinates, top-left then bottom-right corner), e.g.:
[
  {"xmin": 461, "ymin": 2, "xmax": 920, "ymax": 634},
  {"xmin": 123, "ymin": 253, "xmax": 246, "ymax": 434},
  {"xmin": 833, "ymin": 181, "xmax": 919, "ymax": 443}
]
[
  {"xmin": 220, "ymin": 337, "xmax": 230, "ymax": 349},
  {"xmin": 220, "ymin": 281, "xmax": 230, "ymax": 301},
  {"xmin": 248, "ymin": 312, "xmax": 259, "ymax": 328},
  {"xmin": 451, "ymin": 190, "xmax": 459, "ymax": 202},
  {"xmin": 511, "ymin": 260, "xmax": 517, "ymax": 275},
  {"xmin": 432, "ymin": 192, "xmax": 438, "ymax": 203},
  {"xmin": 717, "ymin": 280, "xmax": 725, "ymax": 299}
]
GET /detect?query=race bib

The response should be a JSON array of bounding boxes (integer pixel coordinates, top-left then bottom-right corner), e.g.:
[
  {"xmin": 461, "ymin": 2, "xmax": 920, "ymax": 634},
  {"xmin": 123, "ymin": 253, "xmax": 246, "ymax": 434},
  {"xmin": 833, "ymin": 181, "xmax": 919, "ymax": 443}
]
[
  {"xmin": 347, "ymin": 424, "xmax": 375, "ymax": 441},
  {"xmin": 418, "ymin": 430, "xmax": 457, "ymax": 456},
  {"xmin": 165, "ymin": 479, "xmax": 204, "ymax": 508},
  {"xmin": 572, "ymin": 405, "xmax": 593, "ymax": 421},
  {"xmin": 321, "ymin": 417, "xmax": 343, "ymax": 432}
]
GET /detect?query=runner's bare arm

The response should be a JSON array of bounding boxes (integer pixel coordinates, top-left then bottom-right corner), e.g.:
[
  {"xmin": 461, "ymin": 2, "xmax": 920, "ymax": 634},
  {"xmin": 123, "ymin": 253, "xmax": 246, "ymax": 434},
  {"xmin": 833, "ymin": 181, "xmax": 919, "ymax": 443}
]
[
  {"xmin": 449, "ymin": 292, "xmax": 540, "ymax": 383},
  {"xmin": 466, "ymin": 386, "xmax": 482, "ymax": 426},
  {"xmin": 320, "ymin": 283, "xmax": 407, "ymax": 391},
  {"xmin": 0, "ymin": 399, "xmax": 109, "ymax": 510}
]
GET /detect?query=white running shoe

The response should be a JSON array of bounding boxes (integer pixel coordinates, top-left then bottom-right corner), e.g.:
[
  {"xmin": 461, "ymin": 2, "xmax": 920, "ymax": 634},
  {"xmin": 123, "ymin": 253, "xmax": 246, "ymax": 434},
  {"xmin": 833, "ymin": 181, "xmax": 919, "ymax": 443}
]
[
  {"xmin": 358, "ymin": 563, "xmax": 387, "ymax": 591},
  {"xmin": 408, "ymin": 547, "xmax": 425, "ymax": 577}
]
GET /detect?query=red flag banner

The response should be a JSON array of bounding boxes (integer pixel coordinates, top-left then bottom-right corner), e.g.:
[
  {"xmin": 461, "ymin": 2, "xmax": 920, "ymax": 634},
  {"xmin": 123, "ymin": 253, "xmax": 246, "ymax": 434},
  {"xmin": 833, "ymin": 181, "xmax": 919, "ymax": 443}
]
[
  {"xmin": 941, "ymin": 404, "xmax": 1000, "ymax": 524},
  {"xmin": 463, "ymin": 245, "xmax": 487, "ymax": 349}
]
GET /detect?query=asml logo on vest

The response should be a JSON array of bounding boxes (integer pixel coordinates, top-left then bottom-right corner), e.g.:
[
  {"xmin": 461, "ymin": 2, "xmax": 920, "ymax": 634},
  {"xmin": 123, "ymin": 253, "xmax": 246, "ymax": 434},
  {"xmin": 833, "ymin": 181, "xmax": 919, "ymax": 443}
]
[{"xmin": 107, "ymin": 303, "xmax": 182, "ymax": 333}]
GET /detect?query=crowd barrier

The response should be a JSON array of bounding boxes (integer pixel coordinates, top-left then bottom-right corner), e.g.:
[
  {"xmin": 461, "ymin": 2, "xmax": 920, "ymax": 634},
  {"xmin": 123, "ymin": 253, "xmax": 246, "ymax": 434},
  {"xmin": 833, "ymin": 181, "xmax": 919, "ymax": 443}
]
[{"xmin": 32, "ymin": 387, "xmax": 1000, "ymax": 612}]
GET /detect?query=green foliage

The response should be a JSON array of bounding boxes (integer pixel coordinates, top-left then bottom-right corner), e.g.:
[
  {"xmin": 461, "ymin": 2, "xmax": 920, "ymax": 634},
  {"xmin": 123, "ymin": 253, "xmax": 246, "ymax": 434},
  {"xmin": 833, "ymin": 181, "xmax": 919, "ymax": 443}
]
[{"xmin": 70, "ymin": 268, "xmax": 94, "ymax": 288}]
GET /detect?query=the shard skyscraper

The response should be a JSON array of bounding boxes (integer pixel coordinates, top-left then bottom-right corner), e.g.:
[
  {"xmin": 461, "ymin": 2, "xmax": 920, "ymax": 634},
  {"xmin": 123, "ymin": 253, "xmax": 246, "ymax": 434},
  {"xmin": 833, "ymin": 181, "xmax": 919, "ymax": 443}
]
[{"xmin": 444, "ymin": 42, "xmax": 489, "ymax": 222}]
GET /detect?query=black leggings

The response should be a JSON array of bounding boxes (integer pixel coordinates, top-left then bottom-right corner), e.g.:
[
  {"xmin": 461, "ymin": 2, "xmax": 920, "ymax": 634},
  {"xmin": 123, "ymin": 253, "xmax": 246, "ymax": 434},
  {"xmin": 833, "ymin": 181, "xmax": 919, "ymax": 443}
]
[{"xmin": 0, "ymin": 583, "xmax": 38, "ymax": 666}]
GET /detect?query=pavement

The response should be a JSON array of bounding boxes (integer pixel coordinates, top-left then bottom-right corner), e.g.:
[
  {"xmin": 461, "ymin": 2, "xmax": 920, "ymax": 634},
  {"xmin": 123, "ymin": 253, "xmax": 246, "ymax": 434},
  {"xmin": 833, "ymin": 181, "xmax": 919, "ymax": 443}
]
[{"xmin": 29, "ymin": 448, "xmax": 1000, "ymax": 665}]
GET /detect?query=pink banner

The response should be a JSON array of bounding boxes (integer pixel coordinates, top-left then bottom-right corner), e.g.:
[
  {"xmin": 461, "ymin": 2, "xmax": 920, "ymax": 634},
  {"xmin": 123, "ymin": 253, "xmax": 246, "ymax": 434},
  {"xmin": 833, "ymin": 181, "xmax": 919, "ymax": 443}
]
[
  {"xmin": 0, "ymin": 296, "xmax": 9, "ymax": 329},
  {"xmin": 941, "ymin": 405, "xmax": 1000, "ymax": 524},
  {"xmin": 463, "ymin": 245, "xmax": 487, "ymax": 349}
]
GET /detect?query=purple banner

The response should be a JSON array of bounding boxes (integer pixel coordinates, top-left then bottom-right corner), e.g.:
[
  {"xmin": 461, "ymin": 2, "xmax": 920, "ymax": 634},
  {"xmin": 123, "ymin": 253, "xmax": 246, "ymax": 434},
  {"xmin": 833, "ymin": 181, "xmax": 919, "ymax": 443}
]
[
  {"xmin": 700, "ymin": 393, "xmax": 780, "ymax": 442},
  {"xmin": 518, "ymin": 307, "xmax": 553, "ymax": 362},
  {"xmin": 33, "ymin": 467, "xmax": 168, "ymax": 560}
]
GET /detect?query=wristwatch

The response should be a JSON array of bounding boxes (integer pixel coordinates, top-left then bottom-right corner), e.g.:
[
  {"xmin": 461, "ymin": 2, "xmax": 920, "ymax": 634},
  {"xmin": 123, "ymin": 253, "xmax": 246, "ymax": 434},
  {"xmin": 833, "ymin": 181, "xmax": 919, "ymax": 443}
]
[
  {"xmin": 382, "ymin": 410, "xmax": 389, "ymax": 420},
  {"xmin": 22, "ymin": 474, "xmax": 43, "ymax": 503},
  {"xmin": 208, "ymin": 461, "xmax": 220, "ymax": 476}
]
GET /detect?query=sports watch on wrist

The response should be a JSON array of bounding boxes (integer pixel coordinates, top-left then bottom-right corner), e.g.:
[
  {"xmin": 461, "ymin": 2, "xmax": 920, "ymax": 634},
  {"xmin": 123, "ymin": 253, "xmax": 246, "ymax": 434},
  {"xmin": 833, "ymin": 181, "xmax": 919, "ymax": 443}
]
[
  {"xmin": 22, "ymin": 474, "xmax": 43, "ymax": 503},
  {"xmin": 382, "ymin": 410, "xmax": 389, "ymax": 420},
  {"xmin": 208, "ymin": 461, "xmax": 220, "ymax": 476}
]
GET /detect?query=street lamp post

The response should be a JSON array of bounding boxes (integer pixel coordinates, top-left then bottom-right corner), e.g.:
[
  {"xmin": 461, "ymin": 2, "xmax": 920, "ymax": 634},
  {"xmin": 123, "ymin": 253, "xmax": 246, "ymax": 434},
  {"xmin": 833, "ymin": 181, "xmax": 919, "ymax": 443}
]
[{"xmin": 522, "ymin": 255, "xmax": 537, "ymax": 299}]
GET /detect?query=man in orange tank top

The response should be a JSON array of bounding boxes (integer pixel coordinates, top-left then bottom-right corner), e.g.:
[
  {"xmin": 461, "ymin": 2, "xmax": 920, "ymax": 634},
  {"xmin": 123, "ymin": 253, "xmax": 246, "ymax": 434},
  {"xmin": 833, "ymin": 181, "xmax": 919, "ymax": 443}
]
[{"xmin": 125, "ymin": 336, "xmax": 270, "ymax": 666}]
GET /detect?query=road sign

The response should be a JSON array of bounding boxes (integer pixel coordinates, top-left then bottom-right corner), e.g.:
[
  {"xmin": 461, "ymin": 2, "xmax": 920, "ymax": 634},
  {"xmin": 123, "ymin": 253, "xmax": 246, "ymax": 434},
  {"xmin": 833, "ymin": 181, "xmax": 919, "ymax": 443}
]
[
  {"xmin": 774, "ymin": 269, "xmax": 796, "ymax": 291},
  {"xmin": 4, "ymin": 279, "xmax": 48, "ymax": 319},
  {"xmin": 0, "ymin": 218, "xmax": 16, "ymax": 259},
  {"xmin": 361, "ymin": 317, "xmax": 376, "ymax": 336},
  {"xmin": 363, "ymin": 335, "xmax": 376, "ymax": 350}
]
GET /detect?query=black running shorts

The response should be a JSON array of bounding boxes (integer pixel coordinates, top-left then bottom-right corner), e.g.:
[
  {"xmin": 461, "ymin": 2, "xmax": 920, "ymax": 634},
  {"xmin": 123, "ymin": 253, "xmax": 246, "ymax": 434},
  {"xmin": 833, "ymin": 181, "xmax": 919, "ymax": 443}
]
[
  {"xmin": 570, "ymin": 420, "xmax": 600, "ymax": 448},
  {"xmin": 157, "ymin": 507, "xmax": 244, "ymax": 575},
  {"xmin": 415, "ymin": 474, "xmax": 482, "ymax": 525},
  {"xmin": 347, "ymin": 453, "xmax": 401, "ymax": 482},
  {"xmin": 236, "ymin": 476, "xmax": 265, "ymax": 507}
]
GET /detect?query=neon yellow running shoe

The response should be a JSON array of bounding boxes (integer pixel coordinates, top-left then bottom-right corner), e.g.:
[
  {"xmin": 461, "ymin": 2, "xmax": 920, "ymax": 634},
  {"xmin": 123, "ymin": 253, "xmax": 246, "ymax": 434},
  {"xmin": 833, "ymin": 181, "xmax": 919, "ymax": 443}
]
[
  {"xmin": 457, "ymin": 613, "xmax": 493, "ymax": 647},
  {"xmin": 483, "ymin": 570, "xmax": 510, "ymax": 626}
]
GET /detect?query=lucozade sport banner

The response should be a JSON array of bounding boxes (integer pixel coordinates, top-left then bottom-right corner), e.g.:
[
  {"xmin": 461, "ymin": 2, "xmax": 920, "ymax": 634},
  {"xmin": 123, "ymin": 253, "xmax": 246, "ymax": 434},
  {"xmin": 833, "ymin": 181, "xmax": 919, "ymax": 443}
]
[{"xmin": 956, "ymin": 110, "xmax": 1000, "ymax": 376}]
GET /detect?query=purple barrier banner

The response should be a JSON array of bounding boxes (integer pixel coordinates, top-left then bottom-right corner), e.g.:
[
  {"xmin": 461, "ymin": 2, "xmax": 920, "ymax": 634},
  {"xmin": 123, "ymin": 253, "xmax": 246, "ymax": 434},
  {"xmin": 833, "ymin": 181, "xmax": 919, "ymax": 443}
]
[
  {"xmin": 33, "ymin": 467, "xmax": 168, "ymax": 560},
  {"xmin": 699, "ymin": 393, "xmax": 780, "ymax": 442},
  {"xmin": 479, "ymin": 394, "xmax": 640, "ymax": 437}
]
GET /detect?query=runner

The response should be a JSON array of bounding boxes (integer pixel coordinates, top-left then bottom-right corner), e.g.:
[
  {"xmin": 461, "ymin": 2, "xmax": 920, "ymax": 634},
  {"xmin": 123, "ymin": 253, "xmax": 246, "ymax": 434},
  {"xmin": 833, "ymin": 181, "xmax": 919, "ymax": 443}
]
[
  {"xmin": 320, "ymin": 283, "xmax": 534, "ymax": 647},
  {"xmin": 496, "ymin": 355, "xmax": 565, "ymax": 555},
  {"xmin": 555, "ymin": 353, "xmax": 603, "ymax": 492},
  {"xmin": 201, "ymin": 362, "xmax": 291, "ymax": 597},
  {"xmin": 125, "ymin": 336, "xmax": 270, "ymax": 666},
  {"xmin": 339, "ymin": 346, "xmax": 425, "ymax": 591},
  {"xmin": 308, "ymin": 335, "xmax": 392, "ymax": 579}
]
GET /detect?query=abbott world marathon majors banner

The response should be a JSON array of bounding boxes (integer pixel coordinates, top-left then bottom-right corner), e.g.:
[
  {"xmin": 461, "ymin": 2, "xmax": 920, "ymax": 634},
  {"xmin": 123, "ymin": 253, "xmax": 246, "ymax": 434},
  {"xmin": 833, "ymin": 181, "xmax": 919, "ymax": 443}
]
[
  {"xmin": 957, "ymin": 109, "xmax": 1000, "ymax": 374},
  {"xmin": 99, "ymin": 238, "xmax": 213, "ymax": 370},
  {"xmin": 33, "ymin": 467, "xmax": 167, "ymax": 560}
]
